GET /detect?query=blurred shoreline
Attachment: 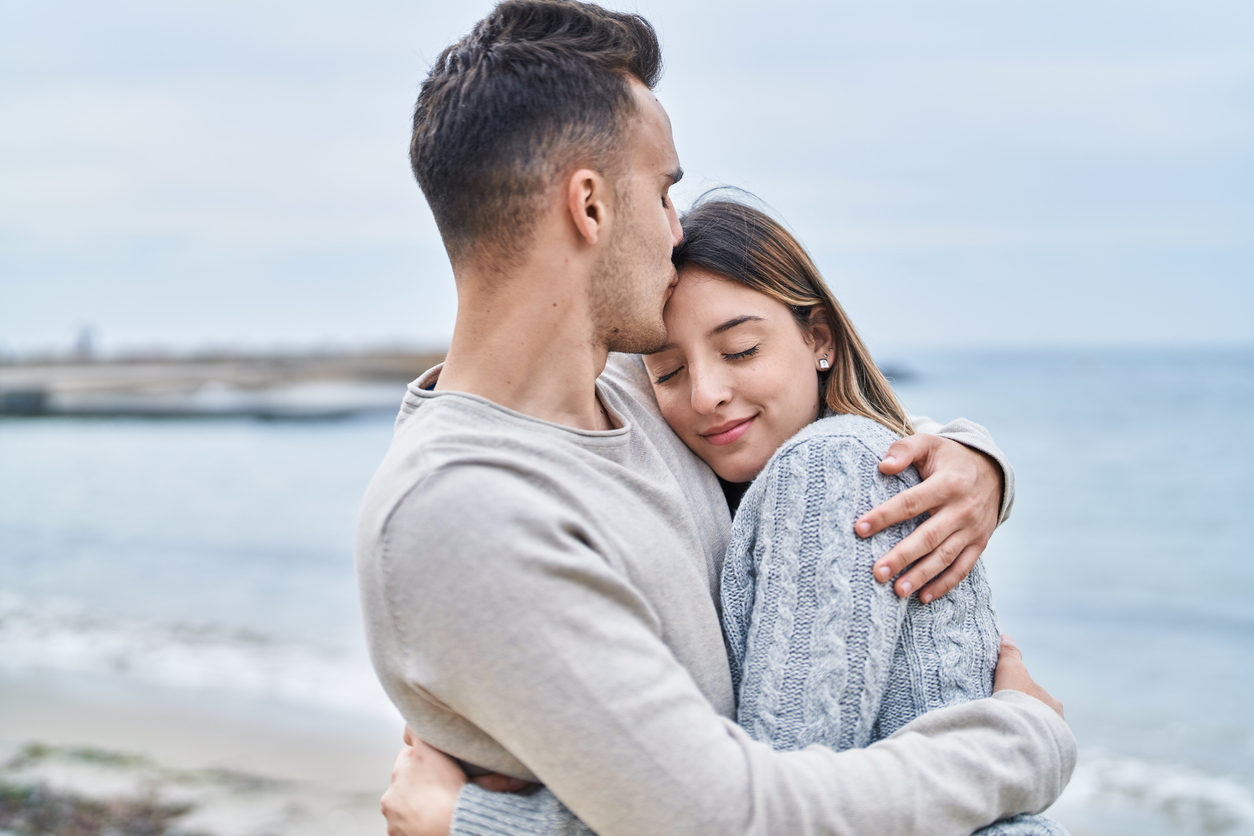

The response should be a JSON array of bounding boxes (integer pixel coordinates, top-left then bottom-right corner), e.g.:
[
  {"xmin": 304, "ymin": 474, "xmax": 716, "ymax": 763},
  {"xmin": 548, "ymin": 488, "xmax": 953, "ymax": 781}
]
[{"xmin": 0, "ymin": 349, "xmax": 446, "ymax": 420}]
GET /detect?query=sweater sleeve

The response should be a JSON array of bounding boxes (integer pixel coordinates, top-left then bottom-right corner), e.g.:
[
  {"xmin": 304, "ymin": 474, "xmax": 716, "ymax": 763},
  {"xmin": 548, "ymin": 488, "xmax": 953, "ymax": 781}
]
[
  {"xmin": 725, "ymin": 432, "xmax": 917, "ymax": 752},
  {"xmin": 911, "ymin": 414, "xmax": 1016, "ymax": 525}
]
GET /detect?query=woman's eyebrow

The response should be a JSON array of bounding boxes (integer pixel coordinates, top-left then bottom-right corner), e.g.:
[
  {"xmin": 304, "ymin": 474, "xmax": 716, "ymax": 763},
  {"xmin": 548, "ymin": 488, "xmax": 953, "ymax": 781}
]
[{"xmin": 707, "ymin": 315, "xmax": 765, "ymax": 338}]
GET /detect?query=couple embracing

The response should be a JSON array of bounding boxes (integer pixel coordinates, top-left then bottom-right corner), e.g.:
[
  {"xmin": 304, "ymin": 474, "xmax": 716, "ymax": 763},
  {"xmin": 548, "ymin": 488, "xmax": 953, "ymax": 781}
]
[{"xmin": 356, "ymin": 2, "xmax": 1076, "ymax": 834}]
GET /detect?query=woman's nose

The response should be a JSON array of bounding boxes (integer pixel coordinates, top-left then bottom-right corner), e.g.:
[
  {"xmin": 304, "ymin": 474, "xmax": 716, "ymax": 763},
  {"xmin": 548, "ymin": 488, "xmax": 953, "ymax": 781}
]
[{"xmin": 689, "ymin": 367, "xmax": 731, "ymax": 414}]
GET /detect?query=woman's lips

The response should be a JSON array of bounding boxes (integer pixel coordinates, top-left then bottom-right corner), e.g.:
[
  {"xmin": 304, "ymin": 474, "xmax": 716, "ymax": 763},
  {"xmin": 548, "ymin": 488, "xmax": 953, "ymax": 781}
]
[{"xmin": 702, "ymin": 416, "xmax": 755, "ymax": 447}]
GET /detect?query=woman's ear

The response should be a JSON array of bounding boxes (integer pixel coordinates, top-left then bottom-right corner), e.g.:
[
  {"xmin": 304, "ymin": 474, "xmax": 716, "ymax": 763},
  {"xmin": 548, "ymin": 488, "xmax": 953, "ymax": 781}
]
[
  {"xmin": 807, "ymin": 308, "xmax": 837, "ymax": 368},
  {"xmin": 566, "ymin": 168, "xmax": 609, "ymax": 246}
]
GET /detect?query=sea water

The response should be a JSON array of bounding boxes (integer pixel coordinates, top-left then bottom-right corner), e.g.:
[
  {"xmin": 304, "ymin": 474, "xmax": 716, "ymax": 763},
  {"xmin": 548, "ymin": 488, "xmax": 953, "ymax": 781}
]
[{"xmin": 1, "ymin": 347, "xmax": 1251, "ymax": 835}]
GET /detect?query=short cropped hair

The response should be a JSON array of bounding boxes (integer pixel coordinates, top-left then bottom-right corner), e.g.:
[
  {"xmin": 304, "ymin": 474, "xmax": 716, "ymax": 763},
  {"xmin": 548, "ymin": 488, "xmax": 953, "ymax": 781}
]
[{"xmin": 411, "ymin": 0, "xmax": 662, "ymax": 264}]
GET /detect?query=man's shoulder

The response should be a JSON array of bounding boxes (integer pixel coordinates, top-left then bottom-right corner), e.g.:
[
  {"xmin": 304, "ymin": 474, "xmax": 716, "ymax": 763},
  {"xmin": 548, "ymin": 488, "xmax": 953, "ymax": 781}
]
[{"xmin": 358, "ymin": 395, "xmax": 578, "ymax": 544}]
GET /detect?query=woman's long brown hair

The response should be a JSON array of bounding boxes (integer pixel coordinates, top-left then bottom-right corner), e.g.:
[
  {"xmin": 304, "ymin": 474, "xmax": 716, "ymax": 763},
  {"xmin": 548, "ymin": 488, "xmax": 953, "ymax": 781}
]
[{"xmin": 673, "ymin": 198, "xmax": 914, "ymax": 438}]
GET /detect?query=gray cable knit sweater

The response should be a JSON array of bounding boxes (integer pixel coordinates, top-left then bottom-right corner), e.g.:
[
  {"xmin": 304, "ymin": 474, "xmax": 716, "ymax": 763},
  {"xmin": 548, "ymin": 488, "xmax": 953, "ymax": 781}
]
[{"xmin": 721, "ymin": 413, "xmax": 1066, "ymax": 834}]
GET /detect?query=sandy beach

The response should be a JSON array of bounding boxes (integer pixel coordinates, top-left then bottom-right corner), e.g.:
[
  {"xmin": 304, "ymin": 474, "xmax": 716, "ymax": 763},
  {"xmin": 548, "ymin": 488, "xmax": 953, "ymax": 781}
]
[{"xmin": 1, "ymin": 671, "xmax": 403, "ymax": 835}]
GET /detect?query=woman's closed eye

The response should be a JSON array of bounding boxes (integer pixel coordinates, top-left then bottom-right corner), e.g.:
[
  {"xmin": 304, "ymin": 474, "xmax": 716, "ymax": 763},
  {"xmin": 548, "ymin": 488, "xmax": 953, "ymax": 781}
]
[
  {"xmin": 654, "ymin": 367, "xmax": 682, "ymax": 385},
  {"xmin": 723, "ymin": 345, "xmax": 760, "ymax": 361}
]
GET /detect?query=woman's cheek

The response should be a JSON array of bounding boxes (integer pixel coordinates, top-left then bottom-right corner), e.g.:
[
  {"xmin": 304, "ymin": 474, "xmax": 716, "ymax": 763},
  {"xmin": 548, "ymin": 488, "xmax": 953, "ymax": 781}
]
[{"xmin": 657, "ymin": 394, "xmax": 688, "ymax": 437}]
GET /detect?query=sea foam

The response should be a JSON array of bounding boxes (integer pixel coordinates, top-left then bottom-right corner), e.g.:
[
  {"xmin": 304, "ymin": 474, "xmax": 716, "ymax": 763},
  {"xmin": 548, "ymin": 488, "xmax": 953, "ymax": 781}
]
[
  {"xmin": 0, "ymin": 592, "xmax": 397, "ymax": 721},
  {"xmin": 1054, "ymin": 748, "xmax": 1254, "ymax": 835}
]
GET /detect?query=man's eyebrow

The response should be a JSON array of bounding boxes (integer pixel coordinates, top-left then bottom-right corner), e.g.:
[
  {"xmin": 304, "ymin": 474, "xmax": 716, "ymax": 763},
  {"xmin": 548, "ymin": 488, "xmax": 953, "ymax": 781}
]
[
  {"xmin": 708, "ymin": 315, "xmax": 764, "ymax": 338},
  {"xmin": 668, "ymin": 167, "xmax": 684, "ymax": 186}
]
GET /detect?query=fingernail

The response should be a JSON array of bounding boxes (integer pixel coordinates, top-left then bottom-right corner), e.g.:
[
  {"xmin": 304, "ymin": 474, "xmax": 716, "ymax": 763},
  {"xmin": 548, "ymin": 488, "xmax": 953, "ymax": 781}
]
[
  {"xmin": 856, "ymin": 520, "xmax": 870, "ymax": 535},
  {"xmin": 882, "ymin": 456, "xmax": 897, "ymax": 466},
  {"xmin": 1000, "ymin": 634, "xmax": 1016, "ymax": 647},
  {"xmin": 876, "ymin": 565, "xmax": 890, "ymax": 580},
  {"xmin": 899, "ymin": 580, "xmax": 912, "ymax": 595},
  {"xmin": 920, "ymin": 592, "xmax": 932, "ymax": 603}
]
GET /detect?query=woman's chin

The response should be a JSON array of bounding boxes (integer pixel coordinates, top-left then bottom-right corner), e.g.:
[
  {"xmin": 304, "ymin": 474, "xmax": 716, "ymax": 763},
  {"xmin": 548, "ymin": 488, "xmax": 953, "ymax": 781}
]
[{"xmin": 711, "ymin": 457, "xmax": 767, "ymax": 485}]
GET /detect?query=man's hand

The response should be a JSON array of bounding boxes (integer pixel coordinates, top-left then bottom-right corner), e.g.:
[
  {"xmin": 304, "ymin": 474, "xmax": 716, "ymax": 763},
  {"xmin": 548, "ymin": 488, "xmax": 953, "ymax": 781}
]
[
  {"xmin": 856, "ymin": 433, "xmax": 1004, "ymax": 603},
  {"xmin": 993, "ymin": 635, "xmax": 1064, "ymax": 719},
  {"xmin": 380, "ymin": 728, "xmax": 466, "ymax": 836}
]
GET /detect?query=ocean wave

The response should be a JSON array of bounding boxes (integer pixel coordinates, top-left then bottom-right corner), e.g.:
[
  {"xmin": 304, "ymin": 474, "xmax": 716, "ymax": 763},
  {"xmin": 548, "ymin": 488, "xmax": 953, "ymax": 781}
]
[
  {"xmin": 1057, "ymin": 749, "xmax": 1254, "ymax": 835},
  {"xmin": 0, "ymin": 592, "xmax": 398, "ymax": 721}
]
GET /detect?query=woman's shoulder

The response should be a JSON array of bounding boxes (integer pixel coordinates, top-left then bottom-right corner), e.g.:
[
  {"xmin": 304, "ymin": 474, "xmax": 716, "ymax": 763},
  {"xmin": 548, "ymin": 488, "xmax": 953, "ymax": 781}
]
[
  {"xmin": 773, "ymin": 412, "xmax": 903, "ymax": 465},
  {"xmin": 734, "ymin": 414, "xmax": 917, "ymax": 521},
  {"xmin": 744, "ymin": 413, "xmax": 916, "ymax": 502}
]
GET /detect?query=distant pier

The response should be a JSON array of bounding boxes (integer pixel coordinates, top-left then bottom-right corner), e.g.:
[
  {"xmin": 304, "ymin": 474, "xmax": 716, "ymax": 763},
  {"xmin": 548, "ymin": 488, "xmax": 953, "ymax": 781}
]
[{"xmin": 0, "ymin": 350, "xmax": 446, "ymax": 420}]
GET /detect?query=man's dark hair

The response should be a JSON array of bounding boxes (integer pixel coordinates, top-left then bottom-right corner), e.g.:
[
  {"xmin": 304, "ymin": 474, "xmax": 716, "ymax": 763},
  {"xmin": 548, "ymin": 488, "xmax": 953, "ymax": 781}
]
[{"xmin": 411, "ymin": 0, "xmax": 662, "ymax": 264}]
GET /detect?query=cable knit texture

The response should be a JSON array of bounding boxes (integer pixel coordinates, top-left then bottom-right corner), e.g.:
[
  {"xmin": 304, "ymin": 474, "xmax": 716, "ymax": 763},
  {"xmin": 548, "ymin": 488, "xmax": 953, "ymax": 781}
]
[{"xmin": 722, "ymin": 413, "xmax": 1065, "ymax": 835}]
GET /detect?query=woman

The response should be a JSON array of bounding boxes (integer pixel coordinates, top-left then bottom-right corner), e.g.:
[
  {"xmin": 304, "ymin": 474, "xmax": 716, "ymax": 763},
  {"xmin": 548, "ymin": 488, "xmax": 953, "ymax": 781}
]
[
  {"xmin": 647, "ymin": 202, "xmax": 1066, "ymax": 813},
  {"xmin": 386, "ymin": 198, "xmax": 1067, "ymax": 836}
]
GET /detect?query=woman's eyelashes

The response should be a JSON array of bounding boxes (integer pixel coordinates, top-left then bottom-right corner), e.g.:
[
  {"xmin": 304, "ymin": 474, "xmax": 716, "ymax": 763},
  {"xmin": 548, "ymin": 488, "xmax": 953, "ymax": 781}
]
[
  {"xmin": 655, "ymin": 367, "xmax": 682, "ymax": 385},
  {"xmin": 723, "ymin": 345, "xmax": 760, "ymax": 361},
  {"xmin": 653, "ymin": 345, "xmax": 760, "ymax": 384}
]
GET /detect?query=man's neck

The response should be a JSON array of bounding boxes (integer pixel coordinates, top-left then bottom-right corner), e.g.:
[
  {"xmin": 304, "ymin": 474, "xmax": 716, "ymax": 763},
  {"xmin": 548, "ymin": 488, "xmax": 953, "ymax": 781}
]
[{"xmin": 434, "ymin": 262, "xmax": 612, "ymax": 432}]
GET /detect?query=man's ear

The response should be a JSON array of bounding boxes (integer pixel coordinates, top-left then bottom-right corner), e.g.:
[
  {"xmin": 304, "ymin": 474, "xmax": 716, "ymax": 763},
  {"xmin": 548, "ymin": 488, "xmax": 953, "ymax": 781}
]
[
  {"xmin": 807, "ymin": 308, "xmax": 837, "ymax": 364},
  {"xmin": 566, "ymin": 168, "xmax": 609, "ymax": 246}
]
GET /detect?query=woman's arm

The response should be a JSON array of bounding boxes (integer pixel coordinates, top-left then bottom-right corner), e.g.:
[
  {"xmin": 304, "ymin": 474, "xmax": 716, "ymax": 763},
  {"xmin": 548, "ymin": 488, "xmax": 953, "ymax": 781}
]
[{"xmin": 722, "ymin": 415, "xmax": 922, "ymax": 751}]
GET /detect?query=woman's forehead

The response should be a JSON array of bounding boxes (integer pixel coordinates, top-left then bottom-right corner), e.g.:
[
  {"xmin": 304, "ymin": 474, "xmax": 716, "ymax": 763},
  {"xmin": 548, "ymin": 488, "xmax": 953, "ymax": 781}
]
[{"xmin": 672, "ymin": 268, "xmax": 789, "ymax": 319}]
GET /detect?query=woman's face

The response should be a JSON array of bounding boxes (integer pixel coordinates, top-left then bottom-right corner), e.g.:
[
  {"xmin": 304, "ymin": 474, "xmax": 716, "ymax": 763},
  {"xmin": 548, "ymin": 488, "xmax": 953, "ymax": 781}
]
[{"xmin": 643, "ymin": 267, "xmax": 832, "ymax": 483}]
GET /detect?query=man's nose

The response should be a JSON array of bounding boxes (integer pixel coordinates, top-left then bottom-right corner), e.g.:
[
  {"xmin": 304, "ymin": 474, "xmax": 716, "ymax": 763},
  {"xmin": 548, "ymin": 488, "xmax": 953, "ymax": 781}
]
[{"xmin": 669, "ymin": 207, "xmax": 683, "ymax": 248}]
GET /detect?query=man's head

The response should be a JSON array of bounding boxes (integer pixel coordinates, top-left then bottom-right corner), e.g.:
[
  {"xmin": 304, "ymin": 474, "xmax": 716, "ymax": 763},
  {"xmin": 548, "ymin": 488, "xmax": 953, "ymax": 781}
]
[
  {"xmin": 411, "ymin": 0, "xmax": 661, "ymax": 265},
  {"xmin": 411, "ymin": 1, "xmax": 683, "ymax": 354}
]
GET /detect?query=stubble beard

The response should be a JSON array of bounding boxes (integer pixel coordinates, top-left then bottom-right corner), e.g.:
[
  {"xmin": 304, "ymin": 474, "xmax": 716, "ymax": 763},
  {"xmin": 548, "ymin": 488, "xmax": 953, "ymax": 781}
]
[
  {"xmin": 591, "ymin": 266, "xmax": 670, "ymax": 355},
  {"xmin": 590, "ymin": 213, "xmax": 671, "ymax": 355}
]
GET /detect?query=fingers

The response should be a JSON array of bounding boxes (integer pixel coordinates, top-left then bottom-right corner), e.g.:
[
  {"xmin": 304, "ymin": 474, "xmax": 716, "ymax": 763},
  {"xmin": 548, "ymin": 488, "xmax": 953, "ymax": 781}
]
[
  {"xmin": 999, "ymin": 633, "xmax": 1022, "ymax": 660},
  {"xmin": 993, "ymin": 635, "xmax": 1065, "ymax": 719},
  {"xmin": 871, "ymin": 505, "xmax": 963, "ymax": 584},
  {"xmin": 858, "ymin": 477, "xmax": 945, "ymax": 539},
  {"xmin": 993, "ymin": 636, "xmax": 1030, "ymax": 692},
  {"xmin": 914, "ymin": 544, "xmax": 982, "ymax": 604},
  {"xmin": 885, "ymin": 531, "xmax": 969, "ymax": 598},
  {"xmin": 877, "ymin": 434, "xmax": 937, "ymax": 476}
]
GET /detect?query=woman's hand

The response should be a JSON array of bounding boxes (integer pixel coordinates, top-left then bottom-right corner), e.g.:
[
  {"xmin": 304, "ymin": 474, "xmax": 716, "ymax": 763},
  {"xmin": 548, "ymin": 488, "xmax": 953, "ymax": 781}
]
[
  {"xmin": 993, "ymin": 635, "xmax": 1064, "ymax": 719},
  {"xmin": 380, "ymin": 728, "xmax": 466, "ymax": 836},
  {"xmin": 855, "ymin": 434, "xmax": 1004, "ymax": 603}
]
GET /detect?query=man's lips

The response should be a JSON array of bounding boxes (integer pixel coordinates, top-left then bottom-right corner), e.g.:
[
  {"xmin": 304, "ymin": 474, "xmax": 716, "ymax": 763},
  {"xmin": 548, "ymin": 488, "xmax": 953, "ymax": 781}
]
[{"xmin": 701, "ymin": 416, "xmax": 755, "ymax": 447}]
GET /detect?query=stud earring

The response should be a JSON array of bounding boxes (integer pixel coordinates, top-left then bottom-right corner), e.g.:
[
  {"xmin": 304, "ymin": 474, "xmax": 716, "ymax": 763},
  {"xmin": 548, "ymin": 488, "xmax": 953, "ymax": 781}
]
[{"xmin": 818, "ymin": 357, "xmax": 830, "ymax": 371}]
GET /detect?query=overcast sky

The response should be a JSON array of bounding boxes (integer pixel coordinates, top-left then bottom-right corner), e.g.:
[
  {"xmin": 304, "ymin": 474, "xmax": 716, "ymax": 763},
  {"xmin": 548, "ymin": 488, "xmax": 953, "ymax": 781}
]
[{"xmin": 1, "ymin": 0, "xmax": 1251, "ymax": 355}]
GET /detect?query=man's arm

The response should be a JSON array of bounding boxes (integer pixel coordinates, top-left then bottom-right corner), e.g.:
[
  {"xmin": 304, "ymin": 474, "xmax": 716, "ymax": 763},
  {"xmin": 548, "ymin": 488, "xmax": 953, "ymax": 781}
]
[
  {"xmin": 368, "ymin": 467, "xmax": 1074, "ymax": 836},
  {"xmin": 861, "ymin": 417, "xmax": 1014, "ymax": 603},
  {"xmin": 390, "ymin": 687, "xmax": 1070, "ymax": 836}
]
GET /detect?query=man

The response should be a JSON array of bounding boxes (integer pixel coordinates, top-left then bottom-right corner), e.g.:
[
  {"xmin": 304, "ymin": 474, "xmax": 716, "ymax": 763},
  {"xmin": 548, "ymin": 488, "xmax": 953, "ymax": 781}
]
[{"xmin": 356, "ymin": 2, "xmax": 1074, "ymax": 834}]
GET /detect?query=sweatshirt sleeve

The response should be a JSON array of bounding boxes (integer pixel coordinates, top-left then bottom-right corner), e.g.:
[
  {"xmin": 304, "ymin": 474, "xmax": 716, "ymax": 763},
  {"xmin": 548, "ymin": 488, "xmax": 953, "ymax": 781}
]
[
  {"xmin": 911, "ymin": 414, "xmax": 1016, "ymax": 525},
  {"xmin": 380, "ymin": 463, "xmax": 1076, "ymax": 836}
]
